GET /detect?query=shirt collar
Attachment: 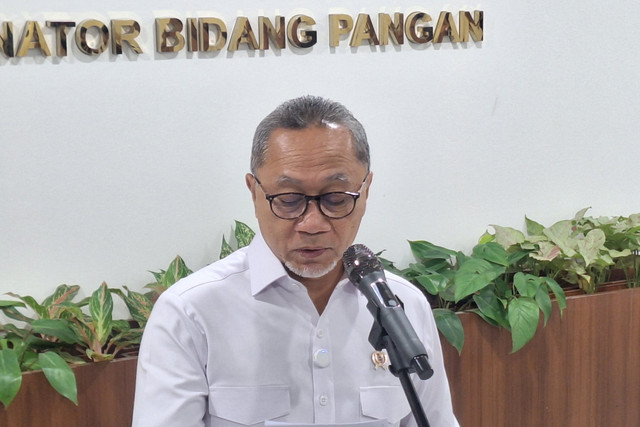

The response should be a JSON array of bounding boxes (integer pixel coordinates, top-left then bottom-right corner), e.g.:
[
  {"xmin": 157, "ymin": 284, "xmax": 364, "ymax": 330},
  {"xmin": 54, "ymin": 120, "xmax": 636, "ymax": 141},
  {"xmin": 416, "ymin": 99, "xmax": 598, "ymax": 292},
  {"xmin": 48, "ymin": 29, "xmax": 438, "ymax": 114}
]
[
  {"xmin": 247, "ymin": 232, "xmax": 291, "ymax": 296},
  {"xmin": 247, "ymin": 231, "xmax": 355, "ymax": 297}
]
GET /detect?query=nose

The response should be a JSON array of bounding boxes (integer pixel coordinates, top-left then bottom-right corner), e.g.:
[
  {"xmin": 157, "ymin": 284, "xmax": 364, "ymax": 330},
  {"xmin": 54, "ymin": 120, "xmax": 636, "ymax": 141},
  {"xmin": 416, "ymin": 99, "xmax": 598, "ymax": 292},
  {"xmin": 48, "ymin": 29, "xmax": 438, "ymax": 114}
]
[{"xmin": 295, "ymin": 199, "xmax": 331, "ymax": 233}]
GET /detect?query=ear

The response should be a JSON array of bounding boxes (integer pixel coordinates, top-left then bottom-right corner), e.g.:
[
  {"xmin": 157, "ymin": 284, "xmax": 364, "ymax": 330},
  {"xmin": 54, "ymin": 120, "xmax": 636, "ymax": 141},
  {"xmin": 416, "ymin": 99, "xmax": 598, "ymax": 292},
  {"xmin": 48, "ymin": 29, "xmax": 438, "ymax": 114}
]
[
  {"xmin": 246, "ymin": 173, "xmax": 258, "ymax": 202},
  {"xmin": 363, "ymin": 171, "xmax": 373, "ymax": 200}
]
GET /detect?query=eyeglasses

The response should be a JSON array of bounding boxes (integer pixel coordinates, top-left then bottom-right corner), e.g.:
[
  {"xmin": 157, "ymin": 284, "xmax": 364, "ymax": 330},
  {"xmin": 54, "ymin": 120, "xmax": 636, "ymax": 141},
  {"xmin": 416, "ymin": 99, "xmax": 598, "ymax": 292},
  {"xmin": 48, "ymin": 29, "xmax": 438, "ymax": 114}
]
[{"xmin": 253, "ymin": 174, "xmax": 368, "ymax": 220}]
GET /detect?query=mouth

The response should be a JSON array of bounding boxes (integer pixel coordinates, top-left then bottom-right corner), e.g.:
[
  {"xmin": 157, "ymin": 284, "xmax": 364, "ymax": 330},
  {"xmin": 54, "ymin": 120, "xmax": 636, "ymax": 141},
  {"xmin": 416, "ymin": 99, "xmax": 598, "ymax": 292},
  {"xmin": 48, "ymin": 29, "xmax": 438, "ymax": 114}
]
[{"xmin": 295, "ymin": 247, "xmax": 330, "ymax": 259}]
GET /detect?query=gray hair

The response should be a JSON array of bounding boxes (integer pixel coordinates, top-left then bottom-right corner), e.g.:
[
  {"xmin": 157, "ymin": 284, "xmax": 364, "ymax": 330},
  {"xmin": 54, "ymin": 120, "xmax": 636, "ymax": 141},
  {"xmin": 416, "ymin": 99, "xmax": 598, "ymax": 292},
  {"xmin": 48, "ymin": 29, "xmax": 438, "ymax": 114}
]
[{"xmin": 250, "ymin": 95, "xmax": 370, "ymax": 174}]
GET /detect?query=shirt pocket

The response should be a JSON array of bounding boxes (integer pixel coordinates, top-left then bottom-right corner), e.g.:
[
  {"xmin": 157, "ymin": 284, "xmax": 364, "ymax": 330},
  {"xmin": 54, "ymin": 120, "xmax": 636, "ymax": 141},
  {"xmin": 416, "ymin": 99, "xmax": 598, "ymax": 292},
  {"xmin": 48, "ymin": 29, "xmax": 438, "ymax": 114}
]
[
  {"xmin": 360, "ymin": 386, "xmax": 411, "ymax": 424},
  {"xmin": 209, "ymin": 384, "xmax": 291, "ymax": 425}
]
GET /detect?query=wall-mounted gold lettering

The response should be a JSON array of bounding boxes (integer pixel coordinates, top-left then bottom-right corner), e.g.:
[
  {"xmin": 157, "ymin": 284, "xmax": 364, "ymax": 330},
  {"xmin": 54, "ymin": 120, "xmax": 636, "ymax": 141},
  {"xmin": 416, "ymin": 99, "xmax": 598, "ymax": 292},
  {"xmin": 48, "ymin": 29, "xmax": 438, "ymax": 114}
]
[
  {"xmin": 0, "ymin": 22, "xmax": 14, "ymax": 57},
  {"xmin": 405, "ymin": 12, "xmax": 432, "ymax": 44},
  {"xmin": 186, "ymin": 18, "xmax": 198, "ymax": 51},
  {"xmin": 378, "ymin": 13, "xmax": 404, "ymax": 45},
  {"xmin": 329, "ymin": 14, "xmax": 353, "ymax": 47},
  {"xmin": 459, "ymin": 10, "xmax": 483, "ymax": 42},
  {"xmin": 75, "ymin": 19, "xmax": 109, "ymax": 55},
  {"xmin": 46, "ymin": 21, "xmax": 75, "ymax": 56},
  {"xmin": 0, "ymin": 10, "xmax": 482, "ymax": 61},
  {"xmin": 155, "ymin": 18, "xmax": 185, "ymax": 53},
  {"xmin": 111, "ymin": 20, "xmax": 142, "ymax": 54},
  {"xmin": 199, "ymin": 18, "xmax": 227, "ymax": 52},
  {"xmin": 17, "ymin": 21, "xmax": 51, "ymax": 57},
  {"xmin": 434, "ymin": 12, "xmax": 460, "ymax": 43},
  {"xmin": 228, "ymin": 17, "xmax": 258, "ymax": 51},
  {"xmin": 286, "ymin": 15, "xmax": 316, "ymax": 48},
  {"xmin": 259, "ymin": 16, "xmax": 285, "ymax": 50},
  {"xmin": 350, "ymin": 14, "xmax": 379, "ymax": 47}
]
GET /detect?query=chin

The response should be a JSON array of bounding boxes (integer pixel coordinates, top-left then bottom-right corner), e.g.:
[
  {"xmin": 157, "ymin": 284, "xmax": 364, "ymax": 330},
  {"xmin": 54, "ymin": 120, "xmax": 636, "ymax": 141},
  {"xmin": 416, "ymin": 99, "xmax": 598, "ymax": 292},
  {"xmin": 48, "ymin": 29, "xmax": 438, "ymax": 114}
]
[{"xmin": 285, "ymin": 259, "xmax": 339, "ymax": 279}]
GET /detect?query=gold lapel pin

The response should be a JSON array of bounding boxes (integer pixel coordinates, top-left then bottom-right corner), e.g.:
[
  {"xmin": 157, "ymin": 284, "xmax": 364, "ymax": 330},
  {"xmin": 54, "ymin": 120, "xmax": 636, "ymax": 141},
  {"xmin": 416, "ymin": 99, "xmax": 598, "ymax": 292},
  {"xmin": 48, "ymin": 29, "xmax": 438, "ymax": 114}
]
[{"xmin": 371, "ymin": 350, "xmax": 390, "ymax": 370}]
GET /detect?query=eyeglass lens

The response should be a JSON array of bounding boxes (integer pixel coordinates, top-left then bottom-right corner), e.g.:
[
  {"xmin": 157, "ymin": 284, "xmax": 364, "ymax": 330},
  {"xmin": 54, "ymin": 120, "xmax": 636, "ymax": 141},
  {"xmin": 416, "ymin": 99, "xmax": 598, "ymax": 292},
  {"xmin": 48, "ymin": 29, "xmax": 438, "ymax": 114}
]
[{"xmin": 270, "ymin": 192, "xmax": 357, "ymax": 219}]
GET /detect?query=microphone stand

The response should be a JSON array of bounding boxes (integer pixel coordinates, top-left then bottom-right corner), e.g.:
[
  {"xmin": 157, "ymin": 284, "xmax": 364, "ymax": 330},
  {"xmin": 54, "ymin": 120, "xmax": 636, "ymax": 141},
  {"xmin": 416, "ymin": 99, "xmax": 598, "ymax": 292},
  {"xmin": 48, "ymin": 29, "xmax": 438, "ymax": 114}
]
[{"xmin": 368, "ymin": 303, "xmax": 431, "ymax": 427}]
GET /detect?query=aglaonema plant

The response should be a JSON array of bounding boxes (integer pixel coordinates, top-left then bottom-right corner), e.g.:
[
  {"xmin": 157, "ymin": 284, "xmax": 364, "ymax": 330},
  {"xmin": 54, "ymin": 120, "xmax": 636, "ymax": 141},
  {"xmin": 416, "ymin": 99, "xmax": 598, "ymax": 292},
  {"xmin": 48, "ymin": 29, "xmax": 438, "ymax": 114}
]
[
  {"xmin": 0, "ymin": 220, "xmax": 257, "ymax": 409},
  {"xmin": 0, "ymin": 281, "xmax": 145, "ymax": 408},
  {"xmin": 115, "ymin": 220, "xmax": 256, "ymax": 329},
  {"xmin": 0, "ymin": 285, "xmax": 87, "ymax": 408}
]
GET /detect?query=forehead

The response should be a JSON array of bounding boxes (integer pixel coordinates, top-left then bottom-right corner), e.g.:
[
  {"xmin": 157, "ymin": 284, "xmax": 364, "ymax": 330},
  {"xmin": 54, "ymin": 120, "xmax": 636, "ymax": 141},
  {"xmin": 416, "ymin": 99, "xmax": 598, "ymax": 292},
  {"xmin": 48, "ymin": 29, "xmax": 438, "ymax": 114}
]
[{"xmin": 260, "ymin": 125, "xmax": 365, "ymax": 182}]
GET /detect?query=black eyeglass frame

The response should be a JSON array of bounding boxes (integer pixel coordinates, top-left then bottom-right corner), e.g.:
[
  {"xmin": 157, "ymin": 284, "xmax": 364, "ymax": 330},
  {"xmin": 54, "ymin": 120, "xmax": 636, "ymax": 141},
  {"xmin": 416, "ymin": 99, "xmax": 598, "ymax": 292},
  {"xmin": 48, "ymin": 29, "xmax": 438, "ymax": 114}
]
[{"xmin": 253, "ymin": 174, "xmax": 369, "ymax": 220}]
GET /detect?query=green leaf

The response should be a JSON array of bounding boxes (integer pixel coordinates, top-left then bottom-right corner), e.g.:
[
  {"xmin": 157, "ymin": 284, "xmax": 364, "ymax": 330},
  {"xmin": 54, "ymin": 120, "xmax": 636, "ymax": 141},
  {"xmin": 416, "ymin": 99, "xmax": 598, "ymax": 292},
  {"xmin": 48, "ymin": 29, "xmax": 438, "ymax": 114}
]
[
  {"xmin": 542, "ymin": 277, "xmax": 567, "ymax": 314},
  {"xmin": 163, "ymin": 256, "xmax": 192, "ymax": 288},
  {"xmin": 0, "ymin": 300, "xmax": 26, "ymax": 309},
  {"xmin": 32, "ymin": 319, "xmax": 79, "ymax": 344},
  {"xmin": 573, "ymin": 207, "xmax": 591, "ymax": 220},
  {"xmin": 513, "ymin": 273, "xmax": 540, "ymax": 298},
  {"xmin": 535, "ymin": 285, "xmax": 552, "ymax": 326},
  {"xmin": 576, "ymin": 229, "xmax": 606, "ymax": 267},
  {"xmin": 42, "ymin": 285, "xmax": 80, "ymax": 311},
  {"xmin": 454, "ymin": 258, "xmax": 505, "ymax": 302},
  {"xmin": 38, "ymin": 352, "xmax": 78, "ymax": 405},
  {"xmin": 433, "ymin": 309, "xmax": 464, "ymax": 355},
  {"xmin": 85, "ymin": 349, "xmax": 114, "ymax": 362},
  {"xmin": 543, "ymin": 220, "xmax": 577, "ymax": 257},
  {"xmin": 472, "ymin": 242, "xmax": 510, "ymax": 266},
  {"xmin": 89, "ymin": 282, "xmax": 113, "ymax": 346},
  {"xmin": 477, "ymin": 231, "xmax": 494, "ymax": 244},
  {"xmin": 506, "ymin": 249, "xmax": 530, "ymax": 266},
  {"xmin": 114, "ymin": 286, "xmax": 153, "ymax": 328},
  {"xmin": 525, "ymin": 216, "xmax": 545, "ymax": 236},
  {"xmin": 530, "ymin": 241, "xmax": 561, "ymax": 262},
  {"xmin": 0, "ymin": 305, "xmax": 34, "ymax": 323},
  {"xmin": 234, "ymin": 220, "xmax": 255, "ymax": 248},
  {"xmin": 490, "ymin": 225, "xmax": 525, "ymax": 248},
  {"xmin": 0, "ymin": 349, "xmax": 22, "ymax": 408},
  {"xmin": 219, "ymin": 235, "xmax": 234, "ymax": 259},
  {"xmin": 415, "ymin": 273, "xmax": 449, "ymax": 295},
  {"xmin": 507, "ymin": 297, "xmax": 540, "ymax": 353},
  {"xmin": 408, "ymin": 240, "xmax": 457, "ymax": 262},
  {"xmin": 473, "ymin": 287, "xmax": 509, "ymax": 328},
  {"xmin": 148, "ymin": 269, "xmax": 165, "ymax": 283},
  {"xmin": 5, "ymin": 293, "xmax": 48, "ymax": 319}
]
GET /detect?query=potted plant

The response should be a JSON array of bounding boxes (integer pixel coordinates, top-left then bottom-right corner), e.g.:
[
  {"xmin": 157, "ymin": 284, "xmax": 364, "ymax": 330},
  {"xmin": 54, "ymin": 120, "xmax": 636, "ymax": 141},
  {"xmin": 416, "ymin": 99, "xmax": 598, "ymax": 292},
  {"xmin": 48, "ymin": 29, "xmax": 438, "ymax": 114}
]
[
  {"xmin": 380, "ymin": 208, "xmax": 640, "ymax": 426},
  {"xmin": 0, "ymin": 221, "xmax": 254, "ymax": 425}
]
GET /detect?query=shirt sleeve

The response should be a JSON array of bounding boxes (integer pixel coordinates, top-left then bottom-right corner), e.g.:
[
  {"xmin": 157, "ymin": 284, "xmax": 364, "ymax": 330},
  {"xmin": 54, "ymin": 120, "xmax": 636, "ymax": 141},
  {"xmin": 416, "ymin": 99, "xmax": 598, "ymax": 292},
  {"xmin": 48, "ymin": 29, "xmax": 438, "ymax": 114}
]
[{"xmin": 132, "ymin": 290, "xmax": 209, "ymax": 427}]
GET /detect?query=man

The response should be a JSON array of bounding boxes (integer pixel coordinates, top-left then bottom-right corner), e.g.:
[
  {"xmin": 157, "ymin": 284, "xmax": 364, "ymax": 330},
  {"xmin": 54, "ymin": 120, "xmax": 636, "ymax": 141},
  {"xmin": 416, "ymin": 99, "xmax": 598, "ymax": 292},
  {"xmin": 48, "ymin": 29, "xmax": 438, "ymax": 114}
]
[{"xmin": 132, "ymin": 95, "xmax": 459, "ymax": 426}]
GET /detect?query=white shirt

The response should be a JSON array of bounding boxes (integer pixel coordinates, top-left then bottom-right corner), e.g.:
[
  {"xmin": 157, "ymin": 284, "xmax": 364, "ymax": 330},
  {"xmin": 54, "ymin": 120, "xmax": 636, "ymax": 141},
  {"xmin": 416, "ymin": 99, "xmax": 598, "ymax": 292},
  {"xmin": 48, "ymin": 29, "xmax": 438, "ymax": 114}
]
[{"xmin": 132, "ymin": 233, "xmax": 459, "ymax": 427}]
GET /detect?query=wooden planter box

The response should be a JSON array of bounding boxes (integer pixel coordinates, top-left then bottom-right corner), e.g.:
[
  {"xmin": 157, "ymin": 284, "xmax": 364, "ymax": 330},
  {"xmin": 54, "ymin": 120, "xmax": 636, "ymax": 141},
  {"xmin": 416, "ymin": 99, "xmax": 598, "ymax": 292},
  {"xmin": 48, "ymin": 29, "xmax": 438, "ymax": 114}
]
[
  {"xmin": 0, "ymin": 356, "xmax": 137, "ymax": 427},
  {"xmin": 442, "ymin": 286, "xmax": 640, "ymax": 426}
]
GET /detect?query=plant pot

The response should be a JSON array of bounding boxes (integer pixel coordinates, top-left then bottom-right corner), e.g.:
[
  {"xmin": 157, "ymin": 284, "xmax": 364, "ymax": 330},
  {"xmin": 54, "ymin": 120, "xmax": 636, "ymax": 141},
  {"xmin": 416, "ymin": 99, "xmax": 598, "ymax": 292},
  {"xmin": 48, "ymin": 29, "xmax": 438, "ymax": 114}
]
[
  {"xmin": 441, "ymin": 286, "xmax": 640, "ymax": 427},
  {"xmin": 0, "ymin": 356, "xmax": 138, "ymax": 427}
]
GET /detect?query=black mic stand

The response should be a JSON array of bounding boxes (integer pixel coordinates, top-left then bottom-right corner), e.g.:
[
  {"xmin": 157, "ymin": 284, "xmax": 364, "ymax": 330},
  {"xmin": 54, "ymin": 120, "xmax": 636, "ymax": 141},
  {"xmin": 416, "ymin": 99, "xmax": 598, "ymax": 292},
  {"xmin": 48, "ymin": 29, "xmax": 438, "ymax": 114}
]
[{"xmin": 367, "ymin": 301, "xmax": 431, "ymax": 427}]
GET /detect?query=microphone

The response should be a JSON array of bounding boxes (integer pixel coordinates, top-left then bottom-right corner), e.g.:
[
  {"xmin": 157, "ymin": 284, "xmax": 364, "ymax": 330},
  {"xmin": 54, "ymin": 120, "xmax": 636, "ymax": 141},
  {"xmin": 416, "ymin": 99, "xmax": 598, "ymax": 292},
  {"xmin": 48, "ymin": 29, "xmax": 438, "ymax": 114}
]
[{"xmin": 343, "ymin": 244, "xmax": 434, "ymax": 380}]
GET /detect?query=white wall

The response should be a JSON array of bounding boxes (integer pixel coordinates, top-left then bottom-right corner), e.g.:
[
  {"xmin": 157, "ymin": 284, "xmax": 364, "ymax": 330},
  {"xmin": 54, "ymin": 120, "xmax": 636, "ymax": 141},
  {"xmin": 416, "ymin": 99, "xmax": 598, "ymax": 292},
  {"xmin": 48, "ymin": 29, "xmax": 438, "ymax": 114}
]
[{"xmin": 2, "ymin": 1, "xmax": 639, "ymax": 314}]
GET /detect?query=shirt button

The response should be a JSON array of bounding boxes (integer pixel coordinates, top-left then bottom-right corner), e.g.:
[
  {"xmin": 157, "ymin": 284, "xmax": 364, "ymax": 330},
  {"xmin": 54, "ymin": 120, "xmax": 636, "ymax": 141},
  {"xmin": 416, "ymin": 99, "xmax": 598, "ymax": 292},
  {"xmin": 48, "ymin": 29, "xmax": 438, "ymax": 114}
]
[
  {"xmin": 316, "ymin": 328, "xmax": 324, "ymax": 338},
  {"xmin": 313, "ymin": 349, "xmax": 331, "ymax": 368},
  {"xmin": 319, "ymin": 394, "xmax": 329, "ymax": 406}
]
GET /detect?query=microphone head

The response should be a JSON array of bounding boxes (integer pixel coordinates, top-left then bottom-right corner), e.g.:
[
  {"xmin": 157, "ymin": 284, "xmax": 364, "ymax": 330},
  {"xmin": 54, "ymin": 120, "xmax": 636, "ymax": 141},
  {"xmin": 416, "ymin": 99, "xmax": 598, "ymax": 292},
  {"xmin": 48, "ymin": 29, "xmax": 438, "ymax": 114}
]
[{"xmin": 343, "ymin": 244, "xmax": 384, "ymax": 282}]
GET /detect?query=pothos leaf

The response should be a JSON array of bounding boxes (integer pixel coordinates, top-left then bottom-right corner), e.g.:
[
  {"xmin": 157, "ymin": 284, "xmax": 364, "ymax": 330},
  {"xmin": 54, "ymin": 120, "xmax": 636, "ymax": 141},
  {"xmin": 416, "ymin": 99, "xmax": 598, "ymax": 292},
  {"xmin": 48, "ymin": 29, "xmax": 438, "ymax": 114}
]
[
  {"xmin": 0, "ymin": 349, "xmax": 22, "ymax": 408},
  {"xmin": 38, "ymin": 352, "xmax": 78, "ymax": 405}
]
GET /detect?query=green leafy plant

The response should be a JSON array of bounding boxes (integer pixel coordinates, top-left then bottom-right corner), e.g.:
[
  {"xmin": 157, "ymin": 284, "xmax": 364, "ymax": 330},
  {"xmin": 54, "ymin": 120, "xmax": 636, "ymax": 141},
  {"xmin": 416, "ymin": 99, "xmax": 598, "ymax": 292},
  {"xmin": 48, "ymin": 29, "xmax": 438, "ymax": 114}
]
[
  {"xmin": 390, "ymin": 240, "xmax": 567, "ymax": 354},
  {"xmin": 114, "ymin": 220, "xmax": 256, "ymax": 329},
  {"xmin": 0, "ymin": 220, "xmax": 256, "ymax": 409},
  {"xmin": 0, "ymin": 283, "xmax": 126, "ymax": 408},
  {"xmin": 485, "ymin": 208, "xmax": 640, "ymax": 293},
  {"xmin": 386, "ymin": 209, "xmax": 639, "ymax": 354},
  {"xmin": 219, "ymin": 220, "xmax": 256, "ymax": 258}
]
